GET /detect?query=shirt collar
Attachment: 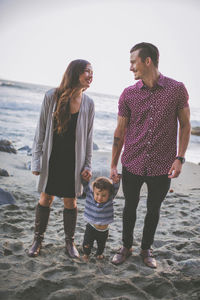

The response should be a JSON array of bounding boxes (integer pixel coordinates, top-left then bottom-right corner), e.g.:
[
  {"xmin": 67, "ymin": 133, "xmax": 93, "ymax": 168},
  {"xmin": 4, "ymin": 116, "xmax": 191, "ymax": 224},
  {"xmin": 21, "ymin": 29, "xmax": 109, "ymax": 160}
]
[{"xmin": 137, "ymin": 73, "xmax": 165, "ymax": 90}]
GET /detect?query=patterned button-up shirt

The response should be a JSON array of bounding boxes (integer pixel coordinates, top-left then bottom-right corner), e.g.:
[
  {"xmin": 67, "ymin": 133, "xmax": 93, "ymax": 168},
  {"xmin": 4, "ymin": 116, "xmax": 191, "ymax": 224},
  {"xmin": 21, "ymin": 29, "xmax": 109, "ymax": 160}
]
[{"xmin": 118, "ymin": 74, "xmax": 189, "ymax": 176}]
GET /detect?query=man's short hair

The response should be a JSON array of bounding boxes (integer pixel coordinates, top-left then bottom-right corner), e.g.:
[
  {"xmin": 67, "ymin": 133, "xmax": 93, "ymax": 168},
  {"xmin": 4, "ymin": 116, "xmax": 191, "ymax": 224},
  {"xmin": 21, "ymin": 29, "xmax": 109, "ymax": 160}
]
[
  {"xmin": 130, "ymin": 42, "xmax": 159, "ymax": 68},
  {"xmin": 92, "ymin": 177, "xmax": 114, "ymax": 196}
]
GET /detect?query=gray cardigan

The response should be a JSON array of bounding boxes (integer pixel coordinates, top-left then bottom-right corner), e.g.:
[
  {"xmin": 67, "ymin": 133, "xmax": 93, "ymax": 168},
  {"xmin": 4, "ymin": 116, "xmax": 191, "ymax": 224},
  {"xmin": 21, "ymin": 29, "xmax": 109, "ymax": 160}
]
[{"xmin": 31, "ymin": 88, "xmax": 95, "ymax": 197}]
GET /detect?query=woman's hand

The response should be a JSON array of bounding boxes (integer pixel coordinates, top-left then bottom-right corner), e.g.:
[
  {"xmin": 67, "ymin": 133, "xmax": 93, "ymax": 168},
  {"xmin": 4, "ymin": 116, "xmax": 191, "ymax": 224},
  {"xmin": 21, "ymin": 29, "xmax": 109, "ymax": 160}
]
[
  {"xmin": 32, "ymin": 171, "xmax": 40, "ymax": 176},
  {"xmin": 110, "ymin": 167, "xmax": 119, "ymax": 183},
  {"xmin": 81, "ymin": 169, "xmax": 92, "ymax": 181}
]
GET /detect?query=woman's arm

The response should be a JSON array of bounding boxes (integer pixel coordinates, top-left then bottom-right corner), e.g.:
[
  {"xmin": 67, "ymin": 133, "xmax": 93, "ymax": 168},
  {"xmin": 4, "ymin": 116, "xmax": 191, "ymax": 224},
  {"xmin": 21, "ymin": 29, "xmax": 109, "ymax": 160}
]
[
  {"xmin": 84, "ymin": 100, "xmax": 95, "ymax": 171},
  {"xmin": 31, "ymin": 93, "xmax": 50, "ymax": 174}
]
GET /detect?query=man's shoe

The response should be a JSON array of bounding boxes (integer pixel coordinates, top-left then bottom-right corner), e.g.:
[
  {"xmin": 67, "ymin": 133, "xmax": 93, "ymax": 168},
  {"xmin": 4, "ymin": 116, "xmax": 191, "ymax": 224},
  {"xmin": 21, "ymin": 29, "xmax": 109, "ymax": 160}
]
[
  {"xmin": 112, "ymin": 246, "xmax": 132, "ymax": 265},
  {"xmin": 140, "ymin": 249, "xmax": 157, "ymax": 268},
  {"xmin": 28, "ymin": 240, "xmax": 42, "ymax": 257}
]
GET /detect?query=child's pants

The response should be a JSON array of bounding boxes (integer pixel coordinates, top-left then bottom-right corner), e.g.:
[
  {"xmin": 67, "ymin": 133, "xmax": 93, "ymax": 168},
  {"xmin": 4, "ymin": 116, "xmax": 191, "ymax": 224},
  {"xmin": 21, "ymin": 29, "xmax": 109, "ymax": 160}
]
[{"xmin": 83, "ymin": 223, "xmax": 109, "ymax": 256}]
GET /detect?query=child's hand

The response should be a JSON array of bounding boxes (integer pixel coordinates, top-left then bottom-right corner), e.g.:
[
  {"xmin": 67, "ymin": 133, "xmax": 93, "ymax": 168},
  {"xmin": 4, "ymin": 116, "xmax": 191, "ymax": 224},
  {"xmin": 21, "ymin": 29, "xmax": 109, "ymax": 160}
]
[{"xmin": 81, "ymin": 169, "xmax": 92, "ymax": 181}]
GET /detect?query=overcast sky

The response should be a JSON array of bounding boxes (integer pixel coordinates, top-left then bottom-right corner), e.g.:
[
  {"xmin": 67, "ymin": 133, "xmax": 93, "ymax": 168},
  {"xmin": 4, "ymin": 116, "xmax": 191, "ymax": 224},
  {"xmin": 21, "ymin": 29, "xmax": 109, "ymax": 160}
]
[{"xmin": 0, "ymin": 0, "xmax": 199, "ymax": 107}]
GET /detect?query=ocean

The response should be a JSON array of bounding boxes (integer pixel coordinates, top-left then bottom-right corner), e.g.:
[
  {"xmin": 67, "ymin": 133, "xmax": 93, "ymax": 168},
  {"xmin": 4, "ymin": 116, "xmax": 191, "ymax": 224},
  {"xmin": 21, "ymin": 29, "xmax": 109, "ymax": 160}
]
[{"xmin": 0, "ymin": 79, "xmax": 200, "ymax": 164}]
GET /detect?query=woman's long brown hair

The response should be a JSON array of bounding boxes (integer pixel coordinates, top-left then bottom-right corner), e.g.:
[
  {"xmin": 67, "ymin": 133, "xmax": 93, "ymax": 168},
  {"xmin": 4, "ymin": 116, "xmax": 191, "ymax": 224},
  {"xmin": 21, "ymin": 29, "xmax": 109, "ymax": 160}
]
[{"xmin": 54, "ymin": 59, "xmax": 90, "ymax": 134}]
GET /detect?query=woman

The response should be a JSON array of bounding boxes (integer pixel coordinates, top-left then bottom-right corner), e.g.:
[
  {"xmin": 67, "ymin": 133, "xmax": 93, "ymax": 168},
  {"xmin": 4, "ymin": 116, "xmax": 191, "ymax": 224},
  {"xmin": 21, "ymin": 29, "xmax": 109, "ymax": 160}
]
[{"xmin": 29, "ymin": 59, "xmax": 94, "ymax": 258}]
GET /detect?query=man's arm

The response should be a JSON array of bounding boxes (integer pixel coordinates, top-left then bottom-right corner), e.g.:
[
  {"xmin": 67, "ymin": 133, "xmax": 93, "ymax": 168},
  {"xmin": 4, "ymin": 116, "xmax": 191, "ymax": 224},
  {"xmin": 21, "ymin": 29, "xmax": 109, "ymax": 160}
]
[
  {"xmin": 168, "ymin": 107, "xmax": 191, "ymax": 178},
  {"xmin": 110, "ymin": 116, "xmax": 128, "ymax": 181}
]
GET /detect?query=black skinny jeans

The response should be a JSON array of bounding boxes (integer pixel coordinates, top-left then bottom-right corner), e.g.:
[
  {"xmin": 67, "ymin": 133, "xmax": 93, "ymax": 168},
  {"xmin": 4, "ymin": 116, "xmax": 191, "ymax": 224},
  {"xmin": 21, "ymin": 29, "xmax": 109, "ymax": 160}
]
[{"xmin": 122, "ymin": 167, "xmax": 171, "ymax": 250}]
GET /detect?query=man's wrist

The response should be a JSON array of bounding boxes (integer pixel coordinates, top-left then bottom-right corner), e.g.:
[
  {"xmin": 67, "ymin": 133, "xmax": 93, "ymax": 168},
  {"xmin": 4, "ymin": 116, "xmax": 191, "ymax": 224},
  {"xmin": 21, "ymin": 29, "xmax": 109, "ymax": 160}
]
[{"xmin": 175, "ymin": 156, "xmax": 185, "ymax": 164}]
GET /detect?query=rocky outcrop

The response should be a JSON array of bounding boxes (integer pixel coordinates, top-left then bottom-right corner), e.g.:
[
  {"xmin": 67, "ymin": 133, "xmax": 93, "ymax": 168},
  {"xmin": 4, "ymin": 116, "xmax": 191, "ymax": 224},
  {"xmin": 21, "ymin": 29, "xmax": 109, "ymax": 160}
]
[
  {"xmin": 0, "ymin": 168, "xmax": 9, "ymax": 176},
  {"xmin": 18, "ymin": 145, "xmax": 32, "ymax": 156},
  {"xmin": 0, "ymin": 140, "xmax": 17, "ymax": 154},
  {"xmin": 191, "ymin": 127, "xmax": 200, "ymax": 136}
]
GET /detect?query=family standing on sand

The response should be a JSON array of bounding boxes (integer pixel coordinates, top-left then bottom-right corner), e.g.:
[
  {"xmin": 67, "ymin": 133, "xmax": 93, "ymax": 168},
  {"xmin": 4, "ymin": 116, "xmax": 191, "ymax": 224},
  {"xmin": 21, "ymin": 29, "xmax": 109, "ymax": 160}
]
[{"xmin": 29, "ymin": 42, "xmax": 191, "ymax": 269}]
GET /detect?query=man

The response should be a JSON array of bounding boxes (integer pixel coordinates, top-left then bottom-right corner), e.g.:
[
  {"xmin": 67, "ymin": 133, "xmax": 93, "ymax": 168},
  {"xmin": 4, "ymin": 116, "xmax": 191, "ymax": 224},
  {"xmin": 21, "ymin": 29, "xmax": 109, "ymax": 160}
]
[{"xmin": 110, "ymin": 42, "xmax": 190, "ymax": 268}]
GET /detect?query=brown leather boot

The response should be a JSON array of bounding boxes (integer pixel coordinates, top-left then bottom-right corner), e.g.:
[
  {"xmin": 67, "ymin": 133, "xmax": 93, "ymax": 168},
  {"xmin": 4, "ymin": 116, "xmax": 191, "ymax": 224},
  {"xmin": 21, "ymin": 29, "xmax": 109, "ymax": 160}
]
[
  {"xmin": 63, "ymin": 207, "xmax": 80, "ymax": 258},
  {"xmin": 28, "ymin": 203, "xmax": 50, "ymax": 257}
]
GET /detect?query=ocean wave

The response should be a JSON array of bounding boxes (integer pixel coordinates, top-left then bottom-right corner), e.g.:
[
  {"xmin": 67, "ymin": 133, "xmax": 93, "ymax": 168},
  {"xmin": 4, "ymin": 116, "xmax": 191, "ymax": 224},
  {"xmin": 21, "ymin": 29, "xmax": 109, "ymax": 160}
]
[
  {"xmin": 0, "ymin": 81, "xmax": 28, "ymax": 90},
  {"xmin": 0, "ymin": 79, "xmax": 50, "ymax": 94},
  {"xmin": 95, "ymin": 111, "xmax": 117, "ymax": 120},
  {"xmin": 0, "ymin": 102, "xmax": 40, "ymax": 112}
]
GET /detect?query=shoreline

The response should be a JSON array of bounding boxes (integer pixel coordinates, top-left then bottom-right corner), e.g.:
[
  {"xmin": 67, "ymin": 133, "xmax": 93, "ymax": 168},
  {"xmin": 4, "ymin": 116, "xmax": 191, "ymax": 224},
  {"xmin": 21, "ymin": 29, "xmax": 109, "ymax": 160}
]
[{"xmin": 0, "ymin": 151, "xmax": 200, "ymax": 299}]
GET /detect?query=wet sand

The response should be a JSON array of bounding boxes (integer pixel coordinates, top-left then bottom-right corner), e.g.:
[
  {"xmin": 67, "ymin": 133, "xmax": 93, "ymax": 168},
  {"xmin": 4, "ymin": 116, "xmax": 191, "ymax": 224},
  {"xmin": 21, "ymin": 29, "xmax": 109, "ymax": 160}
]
[{"xmin": 0, "ymin": 152, "xmax": 200, "ymax": 300}]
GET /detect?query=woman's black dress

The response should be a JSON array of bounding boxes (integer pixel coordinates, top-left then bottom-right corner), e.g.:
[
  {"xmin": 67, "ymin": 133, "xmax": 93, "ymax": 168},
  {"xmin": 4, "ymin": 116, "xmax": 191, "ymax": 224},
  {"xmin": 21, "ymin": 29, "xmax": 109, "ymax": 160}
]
[{"xmin": 45, "ymin": 112, "xmax": 79, "ymax": 197}]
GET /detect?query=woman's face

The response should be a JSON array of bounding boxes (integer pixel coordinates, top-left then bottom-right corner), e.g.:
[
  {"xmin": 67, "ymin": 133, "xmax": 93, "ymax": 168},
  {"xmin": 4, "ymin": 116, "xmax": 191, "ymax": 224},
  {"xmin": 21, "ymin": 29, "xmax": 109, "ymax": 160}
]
[{"xmin": 79, "ymin": 64, "xmax": 93, "ymax": 89}]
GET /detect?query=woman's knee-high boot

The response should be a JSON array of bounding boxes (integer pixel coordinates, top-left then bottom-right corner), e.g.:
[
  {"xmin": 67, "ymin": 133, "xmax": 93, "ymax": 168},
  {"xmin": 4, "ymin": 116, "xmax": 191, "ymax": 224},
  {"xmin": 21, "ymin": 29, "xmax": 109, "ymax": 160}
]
[
  {"xmin": 63, "ymin": 207, "xmax": 80, "ymax": 258},
  {"xmin": 28, "ymin": 203, "xmax": 50, "ymax": 257}
]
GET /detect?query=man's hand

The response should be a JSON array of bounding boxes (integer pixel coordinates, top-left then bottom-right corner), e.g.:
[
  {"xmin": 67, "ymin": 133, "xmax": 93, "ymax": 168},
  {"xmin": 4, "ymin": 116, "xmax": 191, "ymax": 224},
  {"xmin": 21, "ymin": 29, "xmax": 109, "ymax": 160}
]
[
  {"xmin": 110, "ymin": 167, "xmax": 119, "ymax": 183},
  {"xmin": 168, "ymin": 160, "xmax": 182, "ymax": 178},
  {"xmin": 32, "ymin": 171, "xmax": 40, "ymax": 176},
  {"xmin": 81, "ymin": 169, "xmax": 92, "ymax": 182}
]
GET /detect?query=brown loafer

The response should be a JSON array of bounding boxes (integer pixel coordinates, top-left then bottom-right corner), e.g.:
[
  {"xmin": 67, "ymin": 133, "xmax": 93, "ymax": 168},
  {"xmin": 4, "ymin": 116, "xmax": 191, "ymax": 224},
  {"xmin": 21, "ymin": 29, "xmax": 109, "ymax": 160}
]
[
  {"xmin": 112, "ymin": 246, "xmax": 132, "ymax": 265},
  {"xmin": 140, "ymin": 249, "xmax": 157, "ymax": 268}
]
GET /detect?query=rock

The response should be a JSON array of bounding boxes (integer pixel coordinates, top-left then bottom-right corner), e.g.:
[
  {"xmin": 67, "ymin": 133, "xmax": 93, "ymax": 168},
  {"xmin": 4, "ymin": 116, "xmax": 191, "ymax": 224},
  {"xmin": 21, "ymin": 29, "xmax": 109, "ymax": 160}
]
[
  {"xmin": 0, "ymin": 168, "xmax": 9, "ymax": 177},
  {"xmin": 93, "ymin": 142, "xmax": 99, "ymax": 150},
  {"xmin": 0, "ymin": 140, "xmax": 17, "ymax": 154},
  {"xmin": 0, "ymin": 188, "xmax": 15, "ymax": 205},
  {"xmin": 18, "ymin": 145, "xmax": 32, "ymax": 156},
  {"xmin": 191, "ymin": 127, "xmax": 200, "ymax": 136}
]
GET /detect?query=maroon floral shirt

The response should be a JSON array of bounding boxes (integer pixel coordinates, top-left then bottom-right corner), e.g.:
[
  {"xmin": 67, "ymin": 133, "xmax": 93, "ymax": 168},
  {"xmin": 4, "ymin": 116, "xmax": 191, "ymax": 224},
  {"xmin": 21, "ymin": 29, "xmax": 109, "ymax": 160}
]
[{"xmin": 118, "ymin": 74, "xmax": 189, "ymax": 176}]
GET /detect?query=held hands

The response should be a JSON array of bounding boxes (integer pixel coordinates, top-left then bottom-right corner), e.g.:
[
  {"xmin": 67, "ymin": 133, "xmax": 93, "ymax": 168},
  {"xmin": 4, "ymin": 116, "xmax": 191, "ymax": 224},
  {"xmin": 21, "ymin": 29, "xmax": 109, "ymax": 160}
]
[
  {"xmin": 32, "ymin": 171, "xmax": 40, "ymax": 176},
  {"xmin": 110, "ymin": 167, "xmax": 120, "ymax": 183},
  {"xmin": 81, "ymin": 169, "xmax": 92, "ymax": 182},
  {"xmin": 168, "ymin": 160, "xmax": 182, "ymax": 178}
]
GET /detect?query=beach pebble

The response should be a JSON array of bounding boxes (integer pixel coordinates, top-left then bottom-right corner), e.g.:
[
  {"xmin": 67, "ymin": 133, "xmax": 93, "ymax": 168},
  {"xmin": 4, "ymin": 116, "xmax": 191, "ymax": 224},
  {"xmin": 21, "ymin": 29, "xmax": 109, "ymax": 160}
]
[
  {"xmin": 0, "ymin": 188, "xmax": 15, "ymax": 205},
  {"xmin": 0, "ymin": 139, "xmax": 17, "ymax": 154},
  {"xmin": 0, "ymin": 168, "xmax": 9, "ymax": 176}
]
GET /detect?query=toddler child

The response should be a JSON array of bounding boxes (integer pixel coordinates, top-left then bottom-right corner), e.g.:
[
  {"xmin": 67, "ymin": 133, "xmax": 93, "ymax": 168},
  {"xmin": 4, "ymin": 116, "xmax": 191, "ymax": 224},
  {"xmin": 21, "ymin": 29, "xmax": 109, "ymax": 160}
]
[{"xmin": 82, "ymin": 175, "xmax": 120, "ymax": 260}]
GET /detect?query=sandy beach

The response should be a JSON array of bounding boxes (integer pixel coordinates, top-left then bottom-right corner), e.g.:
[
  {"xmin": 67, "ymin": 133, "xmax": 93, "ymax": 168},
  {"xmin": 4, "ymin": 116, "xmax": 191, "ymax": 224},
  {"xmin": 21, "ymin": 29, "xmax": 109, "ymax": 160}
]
[{"xmin": 0, "ymin": 151, "xmax": 200, "ymax": 300}]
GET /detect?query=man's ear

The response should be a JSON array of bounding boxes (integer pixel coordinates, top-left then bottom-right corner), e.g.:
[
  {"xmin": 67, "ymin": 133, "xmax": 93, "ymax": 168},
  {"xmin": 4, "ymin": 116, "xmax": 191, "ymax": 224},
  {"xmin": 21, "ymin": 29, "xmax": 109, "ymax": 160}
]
[{"xmin": 145, "ymin": 57, "xmax": 151, "ymax": 66}]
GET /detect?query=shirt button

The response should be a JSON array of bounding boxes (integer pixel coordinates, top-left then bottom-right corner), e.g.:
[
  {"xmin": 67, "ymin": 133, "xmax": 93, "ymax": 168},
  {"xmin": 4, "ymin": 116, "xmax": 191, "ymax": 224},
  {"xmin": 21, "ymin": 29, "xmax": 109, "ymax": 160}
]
[
  {"xmin": 150, "ymin": 117, "xmax": 153, "ymax": 120},
  {"xmin": 150, "ymin": 105, "xmax": 153, "ymax": 108},
  {"xmin": 148, "ymin": 141, "xmax": 150, "ymax": 144}
]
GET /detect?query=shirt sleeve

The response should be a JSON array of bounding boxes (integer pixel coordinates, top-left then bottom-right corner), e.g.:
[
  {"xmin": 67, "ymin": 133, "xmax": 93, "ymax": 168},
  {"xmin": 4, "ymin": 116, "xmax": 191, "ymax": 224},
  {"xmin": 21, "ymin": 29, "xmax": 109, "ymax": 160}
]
[
  {"xmin": 84, "ymin": 99, "xmax": 95, "ymax": 171},
  {"xmin": 177, "ymin": 83, "xmax": 189, "ymax": 110},
  {"xmin": 118, "ymin": 88, "xmax": 130, "ymax": 118}
]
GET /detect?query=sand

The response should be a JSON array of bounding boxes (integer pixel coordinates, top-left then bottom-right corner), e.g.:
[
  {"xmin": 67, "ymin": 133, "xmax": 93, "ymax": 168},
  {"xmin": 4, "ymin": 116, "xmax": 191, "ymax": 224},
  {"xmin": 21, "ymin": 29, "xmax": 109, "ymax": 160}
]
[{"xmin": 0, "ymin": 151, "xmax": 200, "ymax": 300}]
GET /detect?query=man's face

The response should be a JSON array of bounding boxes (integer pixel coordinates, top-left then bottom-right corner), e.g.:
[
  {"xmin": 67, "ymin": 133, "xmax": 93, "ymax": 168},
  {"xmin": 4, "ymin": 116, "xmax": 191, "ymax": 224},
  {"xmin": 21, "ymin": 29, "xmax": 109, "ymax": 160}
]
[{"xmin": 130, "ymin": 49, "xmax": 147, "ymax": 80}]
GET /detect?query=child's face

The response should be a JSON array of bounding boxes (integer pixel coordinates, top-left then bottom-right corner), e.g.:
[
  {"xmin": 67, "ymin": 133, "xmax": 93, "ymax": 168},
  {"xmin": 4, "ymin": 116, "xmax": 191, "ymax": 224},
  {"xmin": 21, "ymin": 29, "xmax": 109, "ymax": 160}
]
[{"xmin": 93, "ymin": 187, "xmax": 110, "ymax": 204}]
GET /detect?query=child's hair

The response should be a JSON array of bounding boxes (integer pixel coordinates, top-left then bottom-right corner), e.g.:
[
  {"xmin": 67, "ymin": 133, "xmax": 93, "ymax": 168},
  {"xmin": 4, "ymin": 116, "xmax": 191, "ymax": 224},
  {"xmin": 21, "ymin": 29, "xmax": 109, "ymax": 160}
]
[{"xmin": 92, "ymin": 177, "xmax": 114, "ymax": 196}]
